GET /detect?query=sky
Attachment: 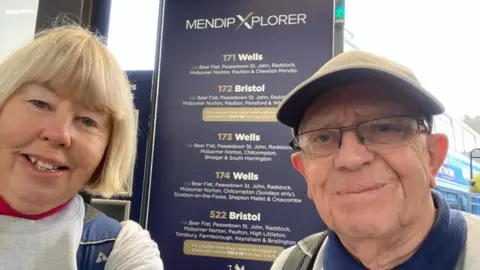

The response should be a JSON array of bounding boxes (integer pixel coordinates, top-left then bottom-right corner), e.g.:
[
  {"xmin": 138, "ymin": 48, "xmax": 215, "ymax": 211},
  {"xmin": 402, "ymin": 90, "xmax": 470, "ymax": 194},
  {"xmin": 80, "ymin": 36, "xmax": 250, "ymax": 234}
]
[
  {"xmin": 345, "ymin": 0, "xmax": 480, "ymax": 119},
  {"xmin": 106, "ymin": 0, "xmax": 480, "ymax": 119},
  {"xmin": 2, "ymin": 0, "xmax": 477, "ymax": 120}
]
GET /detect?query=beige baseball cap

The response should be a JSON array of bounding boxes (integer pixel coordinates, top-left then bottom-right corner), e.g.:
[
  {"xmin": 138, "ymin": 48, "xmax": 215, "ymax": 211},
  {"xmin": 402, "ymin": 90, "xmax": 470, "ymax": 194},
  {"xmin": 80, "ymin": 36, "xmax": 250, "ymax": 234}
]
[{"xmin": 276, "ymin": 50, "xmax": 445, "ymax": 135}]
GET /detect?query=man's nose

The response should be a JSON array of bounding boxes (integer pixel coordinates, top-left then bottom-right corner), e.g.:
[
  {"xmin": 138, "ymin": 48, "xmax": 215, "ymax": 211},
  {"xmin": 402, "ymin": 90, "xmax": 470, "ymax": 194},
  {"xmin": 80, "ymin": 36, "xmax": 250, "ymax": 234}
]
[
  {"xmin": 39, "ymin": 114, "xmax": 73, "ymax": 148},
  {"xmin": 334, "ymin": 131, "xmax": 374, "ymax": 171}
]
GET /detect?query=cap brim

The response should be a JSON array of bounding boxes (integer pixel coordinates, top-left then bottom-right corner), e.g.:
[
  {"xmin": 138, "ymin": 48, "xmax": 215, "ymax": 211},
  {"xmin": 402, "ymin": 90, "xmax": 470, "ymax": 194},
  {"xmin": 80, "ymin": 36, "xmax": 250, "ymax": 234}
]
[{"xmin": 276, "ymin": 66, "xmax": 445, "ymax": 132}]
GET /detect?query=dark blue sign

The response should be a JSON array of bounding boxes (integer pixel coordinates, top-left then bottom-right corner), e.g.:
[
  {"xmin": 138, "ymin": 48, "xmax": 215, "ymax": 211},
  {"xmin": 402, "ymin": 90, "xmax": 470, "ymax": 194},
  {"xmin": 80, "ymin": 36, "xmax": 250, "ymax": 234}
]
[{"xmin": 148, "ymin": 0, "xmax": 334, "ymax": 269}]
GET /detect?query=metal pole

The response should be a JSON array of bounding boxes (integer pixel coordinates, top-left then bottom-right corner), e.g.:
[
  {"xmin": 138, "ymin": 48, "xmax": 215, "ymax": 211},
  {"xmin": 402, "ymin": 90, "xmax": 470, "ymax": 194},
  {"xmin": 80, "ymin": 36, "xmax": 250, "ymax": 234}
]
[
  {"xmin": 139, "ymin": 0, "xmax": 166, "ymax": 229},
  {"xmin": 470, "ymin": 148, "xmax": 480, "ymax": 185}
]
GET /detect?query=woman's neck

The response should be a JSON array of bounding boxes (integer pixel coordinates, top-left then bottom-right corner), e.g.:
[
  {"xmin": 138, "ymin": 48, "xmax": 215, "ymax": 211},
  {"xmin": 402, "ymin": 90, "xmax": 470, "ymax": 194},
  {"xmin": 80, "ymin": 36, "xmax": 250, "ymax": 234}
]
[{"xmin": 0, "ymin": 196, "xmax": 72, "ymax": 220}]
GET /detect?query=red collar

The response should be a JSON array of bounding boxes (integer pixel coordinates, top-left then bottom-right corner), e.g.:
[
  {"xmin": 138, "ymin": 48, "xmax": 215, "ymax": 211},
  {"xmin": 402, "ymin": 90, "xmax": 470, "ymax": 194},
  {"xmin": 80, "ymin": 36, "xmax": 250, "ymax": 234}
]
[{"xmin": 0, "ymin": 197, "xmax": 71, "ymax": 220}]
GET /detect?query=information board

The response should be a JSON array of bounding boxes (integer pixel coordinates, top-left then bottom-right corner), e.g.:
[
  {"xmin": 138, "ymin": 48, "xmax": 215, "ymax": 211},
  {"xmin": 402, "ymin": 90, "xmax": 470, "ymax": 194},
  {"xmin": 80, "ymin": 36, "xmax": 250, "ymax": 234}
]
[{"xmin": 148, "ymin": 0, "xmax": 335, "ymax": 269}]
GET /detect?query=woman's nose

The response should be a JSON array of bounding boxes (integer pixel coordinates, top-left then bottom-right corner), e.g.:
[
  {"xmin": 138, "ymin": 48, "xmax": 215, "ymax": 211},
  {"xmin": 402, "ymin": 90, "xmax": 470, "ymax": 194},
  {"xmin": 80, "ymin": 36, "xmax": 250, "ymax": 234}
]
[{"xmin": 39, "ymin": 114, "xmax": 73, "ymax": 148}]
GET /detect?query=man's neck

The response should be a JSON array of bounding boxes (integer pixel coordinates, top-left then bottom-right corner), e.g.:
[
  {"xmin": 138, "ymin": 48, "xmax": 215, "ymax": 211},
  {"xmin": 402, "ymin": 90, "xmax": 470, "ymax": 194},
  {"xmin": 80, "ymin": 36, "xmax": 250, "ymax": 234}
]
[{"xmin": 337, "ymin": 199, "xmax": 437, "ymax": 270}]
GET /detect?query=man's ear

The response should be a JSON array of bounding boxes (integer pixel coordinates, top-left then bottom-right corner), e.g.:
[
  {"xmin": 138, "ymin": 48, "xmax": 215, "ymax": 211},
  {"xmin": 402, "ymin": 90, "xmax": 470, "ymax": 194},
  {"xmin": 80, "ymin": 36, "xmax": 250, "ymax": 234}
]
[
  {"xmin": 292, "ymin": 152, "xmax": 315, "ymax": 199},
  {"xmin": 291, "ymin": 152, "xmax": 306, "ymax": 176},
  {"xmin": 427, "ymin": 133, "xmax": 448, "ymax": 188}
]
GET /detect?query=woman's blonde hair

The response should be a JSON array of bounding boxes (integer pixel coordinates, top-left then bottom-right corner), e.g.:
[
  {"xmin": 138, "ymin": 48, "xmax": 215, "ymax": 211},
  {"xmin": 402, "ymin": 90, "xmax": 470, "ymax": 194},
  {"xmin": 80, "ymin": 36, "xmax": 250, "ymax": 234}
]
[{"xmin": 0, "ymin": 24, "xmax": 137, "ymax": 198}]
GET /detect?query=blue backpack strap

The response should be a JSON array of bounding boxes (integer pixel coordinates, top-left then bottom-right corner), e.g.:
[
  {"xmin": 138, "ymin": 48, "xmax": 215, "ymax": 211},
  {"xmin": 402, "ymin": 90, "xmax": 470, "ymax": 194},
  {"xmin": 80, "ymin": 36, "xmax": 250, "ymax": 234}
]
[{"xmin": 77, "ymin": 203, "xmax": 122, "ymax": 270}]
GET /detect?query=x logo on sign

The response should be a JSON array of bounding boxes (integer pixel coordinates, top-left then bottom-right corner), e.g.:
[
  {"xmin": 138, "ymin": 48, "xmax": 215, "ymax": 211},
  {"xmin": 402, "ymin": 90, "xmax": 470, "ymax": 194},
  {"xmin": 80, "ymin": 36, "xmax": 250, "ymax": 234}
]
[{"xmin": 236, "ymin": 12, "xmax": 254, "ymax": 30}]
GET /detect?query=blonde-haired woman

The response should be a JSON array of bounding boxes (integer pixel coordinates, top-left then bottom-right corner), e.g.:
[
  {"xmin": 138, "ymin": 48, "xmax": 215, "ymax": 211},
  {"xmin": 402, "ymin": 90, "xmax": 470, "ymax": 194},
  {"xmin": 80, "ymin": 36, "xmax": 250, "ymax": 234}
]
[{"xmin": 0, "ymin": 25, "xmax": 163, "ymax": 269}]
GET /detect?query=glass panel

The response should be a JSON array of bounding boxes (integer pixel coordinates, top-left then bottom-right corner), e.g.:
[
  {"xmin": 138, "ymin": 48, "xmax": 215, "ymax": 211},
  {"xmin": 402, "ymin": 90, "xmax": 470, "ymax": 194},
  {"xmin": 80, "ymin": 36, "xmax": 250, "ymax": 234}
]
[
  {"xmin": 0, "ymin": 0, "xmax": 39, "ymax": 63},
  {"xmin": 107, "ymin": 0, "xmax": 160, "ymax": 70}
]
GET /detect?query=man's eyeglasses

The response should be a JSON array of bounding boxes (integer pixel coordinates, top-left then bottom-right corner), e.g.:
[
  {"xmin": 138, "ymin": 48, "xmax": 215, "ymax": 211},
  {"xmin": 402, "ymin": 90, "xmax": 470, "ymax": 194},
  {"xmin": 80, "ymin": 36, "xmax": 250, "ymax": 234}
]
[{"xmin": 290, "ymin": 116, "xmax": 430, "ymax": 157}]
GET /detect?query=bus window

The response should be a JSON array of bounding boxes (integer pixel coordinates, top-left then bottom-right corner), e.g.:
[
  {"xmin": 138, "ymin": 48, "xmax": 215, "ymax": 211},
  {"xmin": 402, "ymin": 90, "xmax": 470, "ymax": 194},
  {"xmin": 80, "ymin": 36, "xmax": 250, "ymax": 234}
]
[
  {"xmin": 472, "ymin": 197, "xmax": 480, "ymax": 215},
  {"xmin": 459, "ymin": 193, "xmax": 469, "ymax": 212},
  {"xmin": 434, "ymin": 116, "xmax": 455, "ymax": 150},
  {"xmin": 437, "ymin": 189, "xmax": 460, "ymax": 210},
  {"xmin": 464, "ymin": 129, "xmax": 477, "ymax": 153},
  {"xmin": 452, "ymin": 121, "xmax": 465, "ymax": 154}
]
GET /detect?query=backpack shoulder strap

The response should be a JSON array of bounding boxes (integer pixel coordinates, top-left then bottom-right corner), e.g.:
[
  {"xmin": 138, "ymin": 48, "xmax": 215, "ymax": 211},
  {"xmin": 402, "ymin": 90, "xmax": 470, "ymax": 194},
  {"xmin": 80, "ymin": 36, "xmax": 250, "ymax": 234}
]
[
  {"xmin": 77, "ymin": 203, "xmax": 122, "ymax": 270},
  {"xmin": 282, "ymin": 231, "xmax": 328, "ymax": 270}
]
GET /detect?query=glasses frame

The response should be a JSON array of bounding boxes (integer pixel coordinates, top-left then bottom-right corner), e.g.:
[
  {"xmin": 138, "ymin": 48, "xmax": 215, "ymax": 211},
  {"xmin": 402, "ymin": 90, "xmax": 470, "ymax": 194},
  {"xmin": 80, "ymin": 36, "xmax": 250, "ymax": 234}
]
[{"xmin": 289, "ymin": 115, "xmax": 431, "ymax": 153}]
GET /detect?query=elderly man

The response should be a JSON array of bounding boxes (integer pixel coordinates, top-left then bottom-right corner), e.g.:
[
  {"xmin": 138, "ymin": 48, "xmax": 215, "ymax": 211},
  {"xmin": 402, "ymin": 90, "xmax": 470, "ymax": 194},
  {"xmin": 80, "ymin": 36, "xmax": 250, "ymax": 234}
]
[{"xmin": 270, "ymin": 50, "xmax": 480, "ymax": 270}]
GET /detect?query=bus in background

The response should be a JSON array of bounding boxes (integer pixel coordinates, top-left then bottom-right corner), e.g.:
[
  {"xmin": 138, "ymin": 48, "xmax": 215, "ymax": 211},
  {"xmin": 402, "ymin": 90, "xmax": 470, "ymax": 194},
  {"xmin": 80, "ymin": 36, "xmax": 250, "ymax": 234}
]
[
  {"xmin": 433, "ymin": 114, "xmax": 480, "ymax": 215},
  {"xmin": 342, "ymin": 29, "xmax": 480, "ymax": 216}
]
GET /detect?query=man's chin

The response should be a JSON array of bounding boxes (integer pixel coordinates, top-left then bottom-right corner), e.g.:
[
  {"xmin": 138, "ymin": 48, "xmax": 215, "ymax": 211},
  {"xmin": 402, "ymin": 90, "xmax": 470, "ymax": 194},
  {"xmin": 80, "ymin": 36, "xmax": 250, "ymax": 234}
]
[
  {"xmin": 337, "ymin": 224, "xmax": 386, "ymax": 239},
  {"xmin": 331, "ymin": 212, "xmax": 393, "ymax": 238}
]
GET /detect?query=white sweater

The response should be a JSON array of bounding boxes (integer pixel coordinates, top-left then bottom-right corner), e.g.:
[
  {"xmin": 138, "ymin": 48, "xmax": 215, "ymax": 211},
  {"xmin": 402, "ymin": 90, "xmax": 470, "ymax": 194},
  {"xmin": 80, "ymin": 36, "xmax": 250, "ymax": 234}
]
[{"xmin": 0, "ymin": 195, "xmax": 164, "ymax": 269}]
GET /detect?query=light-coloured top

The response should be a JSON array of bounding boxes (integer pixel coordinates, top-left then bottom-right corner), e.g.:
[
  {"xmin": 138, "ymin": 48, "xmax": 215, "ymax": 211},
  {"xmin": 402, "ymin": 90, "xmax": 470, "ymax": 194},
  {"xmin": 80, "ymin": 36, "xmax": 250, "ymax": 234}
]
[{"xmin": 0, "ymin": 195, "xmax": 163, "ymax": 269}]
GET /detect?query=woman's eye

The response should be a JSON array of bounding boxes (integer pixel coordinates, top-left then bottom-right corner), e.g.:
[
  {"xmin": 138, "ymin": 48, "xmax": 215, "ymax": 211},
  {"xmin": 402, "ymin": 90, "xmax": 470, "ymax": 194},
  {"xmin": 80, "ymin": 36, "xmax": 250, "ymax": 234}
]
[
  {"xmin": 29, "ymin": 100, "xmax": 48, "ymax": 109},
  {"xmin": 80, "ymin": 117, "xmax": 97, "ymax": 128}
]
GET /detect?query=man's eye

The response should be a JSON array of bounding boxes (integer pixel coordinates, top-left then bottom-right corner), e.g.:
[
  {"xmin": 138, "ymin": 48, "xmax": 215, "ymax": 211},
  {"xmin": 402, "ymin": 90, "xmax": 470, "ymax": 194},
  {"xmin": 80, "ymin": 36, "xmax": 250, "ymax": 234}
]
[
  {"xmin": 316, "ymin": 134, "xmax": 331, "ymax": 143},
  {"xmin": 375, "ymin": 123, "xmax": 402, "ymax": 132}
]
